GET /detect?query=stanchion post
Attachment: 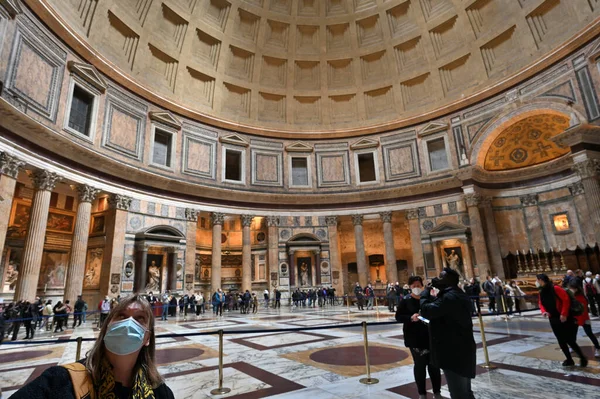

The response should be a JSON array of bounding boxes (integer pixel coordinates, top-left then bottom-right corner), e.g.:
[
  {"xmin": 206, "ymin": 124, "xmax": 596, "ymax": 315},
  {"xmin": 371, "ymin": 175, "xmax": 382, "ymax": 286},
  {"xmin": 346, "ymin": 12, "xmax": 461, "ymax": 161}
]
[
  {"xmin": 478, "ymin": 311, "xmax": 496, "ymax": 369},
  {"xmin": 75, "ymin": 336, "xmax": 82, "ymax": 361},
  {"xmin": 375, "ymin": 296, "xmax": 380, "ymax": 317},
  {"xmin": 210, "ymin": 330, "xmax": 231, "ymax": 395},
  {"xmin": 359, "ymin": 321, "xmax": 379, "ymax": 385},
  {"xmin": 346, "ymin": 295, "xmax": 351, "ymax": 314},
  {"xmin": 500, "ymin": 295, "xmax": 510, "ymax": 321}
]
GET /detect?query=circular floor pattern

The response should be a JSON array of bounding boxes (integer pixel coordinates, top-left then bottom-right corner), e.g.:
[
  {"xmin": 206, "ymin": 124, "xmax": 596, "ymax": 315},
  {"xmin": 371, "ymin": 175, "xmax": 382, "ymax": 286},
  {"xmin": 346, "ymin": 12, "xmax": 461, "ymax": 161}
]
[
  {"xmin": 0, "ymin": 350, "xmax": 54, "ymax": 363},
  {"xmin": 156, "ymin": 348, "xmax": 204, "ymax": 365},
  {"xmin": 309, "ymin": 346, "xmax": 407, "ymax": 366}
]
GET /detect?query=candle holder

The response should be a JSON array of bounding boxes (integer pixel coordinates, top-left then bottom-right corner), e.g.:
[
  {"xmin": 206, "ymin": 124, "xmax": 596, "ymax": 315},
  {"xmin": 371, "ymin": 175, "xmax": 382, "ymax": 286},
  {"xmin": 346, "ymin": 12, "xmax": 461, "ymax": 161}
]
[
  {"xmin": 524, "ymin": 250, "xmax": 531, "ymax": 273},
  {"xmin": 542, "ymin": 250, "xmax": 551, "ymax": 272},
  {"xmin": 559, "ymin": 251, "xmax": 567, "ymax": 271},
  {"xmin": 535, "ymin": 251, "xmax": 542, "ymax": 272},
  {"xmin": 516, "ymin": 251, "xmax": 523, "ymax": 274}
]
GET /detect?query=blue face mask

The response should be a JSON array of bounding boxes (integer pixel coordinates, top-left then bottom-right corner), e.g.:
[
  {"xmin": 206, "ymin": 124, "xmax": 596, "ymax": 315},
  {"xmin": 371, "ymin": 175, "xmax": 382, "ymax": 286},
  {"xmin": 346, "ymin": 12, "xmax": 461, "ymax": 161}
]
[{"xmin": 104, "ymin": 317, "xmax": 147, "ymax": 355}]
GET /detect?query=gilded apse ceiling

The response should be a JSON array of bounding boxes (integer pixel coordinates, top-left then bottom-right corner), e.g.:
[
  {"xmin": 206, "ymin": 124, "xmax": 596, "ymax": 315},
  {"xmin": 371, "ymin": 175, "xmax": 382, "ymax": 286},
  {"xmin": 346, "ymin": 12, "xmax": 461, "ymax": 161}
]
[
  {"xmin": 483, "ymin": 113, "xmax": 570, "ymax": 171},
  {"xmin": 30, "ymin": 0, "xmax": 600, "ymax": 136}
]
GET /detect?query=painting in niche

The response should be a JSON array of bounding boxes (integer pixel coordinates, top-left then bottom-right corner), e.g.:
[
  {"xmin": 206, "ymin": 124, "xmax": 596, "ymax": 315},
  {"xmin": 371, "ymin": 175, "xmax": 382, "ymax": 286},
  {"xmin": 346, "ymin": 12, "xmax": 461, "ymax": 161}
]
[
  {"xmin": 46, "ymin": 210, "xmax": 75, "ymax": 233},
  {"xmin": 38, "ymin": 251, "xmax": 68, "ymax": 289},
  {"xmin": 83, "ymin": 248, "xmax": 103, "ymax": 289},
  {"xmin": 3, "ymin": 248, "xmax": 22, "ymax": 292},
  {"xmin": 10, "ymin": 200, "xmax": 31, "ymax": 227},
  {"xmin": 297, "ymin": 257, "xmax": 312, "ymax": 286},
  {"xmin": 443, "ymin": 247, "xmax": 464, "ymax": 275},
  {"xmin": 145, "ymin": 254, "xmax": 163, "ymax": 292},
  {"xmin": 91, "ymin": 215, "xmax": 106, "ymax": 234},
  {"xmin": 552, "ymin": 212, "xmax": 572, "ymax": 234}
]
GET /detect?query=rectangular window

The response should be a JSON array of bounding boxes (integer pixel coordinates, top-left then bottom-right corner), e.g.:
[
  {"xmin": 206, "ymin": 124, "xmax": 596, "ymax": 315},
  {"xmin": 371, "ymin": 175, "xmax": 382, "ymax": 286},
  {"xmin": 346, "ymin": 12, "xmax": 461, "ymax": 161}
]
[
  {"xmin": 64, "ymin": 196, "xmax": 75, "ymax": 211},
  {"xmin": 357, "ymin": 152, "xmax": 377, "ymax": 182},
  {"xmin": 50, "ymin": 192, "xmax": 59, "ymax": 208},
  {"xmin": 427, "ymin": 138, "xmax": 449, "ymax": 171},
  {"xmin": 291, "ymin": 157, "xmax": 309, "ymax": 186},
  {"xmin": 152, "ymin": 130, "xmax": 172, "ymax": 167},
  {"xmin": 68, "ymin": 85, "xmax": 94, "ymax": 135},
  {"xmin": 225, "ymin": 149, "xmax": 242, "ymax": 181}
]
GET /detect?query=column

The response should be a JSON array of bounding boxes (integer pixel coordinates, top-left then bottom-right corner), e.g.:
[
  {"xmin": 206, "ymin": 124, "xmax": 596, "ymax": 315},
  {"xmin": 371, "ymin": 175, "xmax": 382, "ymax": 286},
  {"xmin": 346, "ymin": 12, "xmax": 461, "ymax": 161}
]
[
  {"xmin": 267, "ymin": 216, "xmax": 279, "ymax": 288},
  {"xmin": 352, "ymin": 214, "xmax": 368, "ymax": 287},
  {"xmin": 314, "ymin": 249, "xmax": 321, "ymax": 285},
  {"xmin": 572, "ymin": 159, "xmax": 600, "ymax": 242},
  {"xmin": 167, "ymin": 248, "xmax": 177, "ymax": 291},
  {"xmin": 211, "ymin": 212, "xmax": 224, "ymax": 293},
  {"xmin": 479, "ymin": 197, "xmax": 505, "ymax": 279},
  {"xmin": 326, "ymin": 216, "xmax": 343, "ymax": 294},
  {"xmin": 64, "ymin": 184, "xmax": 99, "ymax": 303},
  {"xmin": 185, "ymin": 208, "xmax": 199, "ymax": 291},
  {"xmin": 0, "ymin": 153, "xmax": 24, "ymax": 268},
  {"xmin": 14, "ymin": 170, "xmax": 61, "ymax": 301},
  {"xmin": 241, "ymin": 214, "xmax": 253, "ymax": 292},
  {"xmin": 568, "ymin": 182, "xmax": 596, "ymax": 244},
  {"xmin": 380, "ymin": 211, "xmax": 398, "ymax": 284},
  {"xmin": 100, "ymin": 194, "xmax": 131, "ymax": 297},
  {"xmin": 134, "ymin": 245, "xmax": 148, "ymax": 293},
  {"xmin": 288, "ymin": 249, "xmax": 295, "ymax": 286},
  {"xmin": 464, "ymin": 193, "xmax": 490, "ymax": 278},
  {"xmin": 406, "ymin": 209, "xmax": 424, "ymax": 276},
  {"xmin": 519, "ymin": 194, "xmax": 545, "ymax": 249}
]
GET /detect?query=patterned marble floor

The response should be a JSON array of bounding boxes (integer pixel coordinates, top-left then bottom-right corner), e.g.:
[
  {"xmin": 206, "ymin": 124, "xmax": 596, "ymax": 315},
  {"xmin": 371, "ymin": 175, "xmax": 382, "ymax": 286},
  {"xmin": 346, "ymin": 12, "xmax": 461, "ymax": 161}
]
[{"xmin": 2, "ymin": 305, "xmax": 600, "ymax": 399}]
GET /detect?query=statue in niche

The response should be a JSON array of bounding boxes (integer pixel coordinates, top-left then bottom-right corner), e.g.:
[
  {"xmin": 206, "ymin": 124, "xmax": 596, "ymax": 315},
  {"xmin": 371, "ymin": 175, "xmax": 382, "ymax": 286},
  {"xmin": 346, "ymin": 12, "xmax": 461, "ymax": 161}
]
[
  {"xmin": 145, "ymin": 260, "xmax": 161, "ymax": 292},
  {"xmin": 300, "ymin": 262, "xmax": 309, "ymax": 286},
  {"xmin": 444, "ymin": 249, "xmax": 461, "ymax": 270},
  {"xmin": 6, "ymin": 263, "xmax": 18, "ymax": 291}
]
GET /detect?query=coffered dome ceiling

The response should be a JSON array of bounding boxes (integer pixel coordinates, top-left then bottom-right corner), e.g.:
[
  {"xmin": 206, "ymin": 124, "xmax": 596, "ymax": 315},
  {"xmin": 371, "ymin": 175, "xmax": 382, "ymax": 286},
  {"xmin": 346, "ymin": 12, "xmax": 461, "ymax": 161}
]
[{"xmin": 33, "ymin": 0, "xmax": 600, "ymax": 137}]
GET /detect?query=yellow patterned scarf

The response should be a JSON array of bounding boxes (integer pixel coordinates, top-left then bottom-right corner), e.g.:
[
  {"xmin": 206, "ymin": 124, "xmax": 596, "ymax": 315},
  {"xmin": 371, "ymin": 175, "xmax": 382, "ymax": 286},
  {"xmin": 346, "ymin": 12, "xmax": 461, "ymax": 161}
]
[{"xmin": 96, "ymin": 358, "xmax": 155, "ymax": 399}]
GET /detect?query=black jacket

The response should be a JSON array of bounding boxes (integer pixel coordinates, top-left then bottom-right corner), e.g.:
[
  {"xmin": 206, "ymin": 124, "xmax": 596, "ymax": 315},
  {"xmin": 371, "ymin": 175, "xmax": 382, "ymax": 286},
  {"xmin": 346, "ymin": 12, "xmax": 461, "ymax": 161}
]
[
  {"xmin": 420, "ymin": 286, "xmax": 476, "ymax": 378},
  {"xmin": 395, "ymin": 294, "xmax": 430, "ymax": 349},
  {"xmin": 11, "ymin": 364, "xmax": 175, "ymax": 399},
  {"xmin": 74, "ymin": 299, "xmax": 85, "ymax": 312}
]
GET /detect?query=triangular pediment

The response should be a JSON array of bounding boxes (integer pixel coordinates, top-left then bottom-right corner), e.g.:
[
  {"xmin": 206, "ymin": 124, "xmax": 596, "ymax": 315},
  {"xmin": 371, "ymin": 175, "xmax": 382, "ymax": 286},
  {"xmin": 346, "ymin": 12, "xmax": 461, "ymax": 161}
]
[
  {"xmin": 588, "ymin": 37, "xmax": 600, "ymax": 60},
  {"xmin": 427, "ymin": 221, "xmax": 469, "ymax": 238},
  {"xmin": 285, "ymin": 141, "xmax": 313, "ymax": 152},
  {"xmin": 219, "ymin": 133, "xmax": 248, "ymax": 147},
  {"xmin": 67, "ymin": 61, "xmax": 107, "ymax": 93},
  {"xmin": 149, "ymin": 111, "xmax": 181, "ymax": 129},
  {"xmin": 419, "ymin": 122, "xmax": 448, "ymax": 137},
  {"xmin": 350, "ymin": 138, "xmax": 379, "ymax": 150}
]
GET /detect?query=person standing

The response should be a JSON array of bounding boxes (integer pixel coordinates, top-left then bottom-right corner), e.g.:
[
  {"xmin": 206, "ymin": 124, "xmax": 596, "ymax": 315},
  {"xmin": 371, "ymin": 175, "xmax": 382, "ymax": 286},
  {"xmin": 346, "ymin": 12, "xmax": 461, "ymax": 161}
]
[
  {"xmin": 537, "ymin": 273, "xmax": 587, "ymax": 367},
  {"xmin": 396, "ymin": 276, "xmax": 442, "ymax": 399},
  {"xmin": 568, "ymin": 279, "xmax": 600, "ymax": 358},
  {"xmin": 216, "ymin": 289, "xmax": 225, "ymax": 316},
  {"xmin": 252, "ymin": 293, "xmax": 258, "ymax": 313},
  {"xmin": 483, "ymin": 276, "xmax": 495, "ymax": 314},
  {"xmin": 583, "ymin": 272, "xmax": 599, "ymax": 317},
  {"xmin": 275, "ymin": 289, "xmax": 281, "ymax": 308},
  {"xmin": 72, "ymin": 296, "xmax": 85, "ymax": 328},
  {"xmin": 100, "ymin": 296, "xmax": 111, "ymax": 326},
  {"xmin": 196, "ymin": 292, "xmax": 204, "ymax": 315},
  {"xmin": 420, "ymin": 268, "xmax": 476, "ymax": 399},
  {"xmin": 161, "ymin": 291, "xmax": 170, "ymax": 321},
  {"xmin": 41, "ymin": 300, "xmax": 53, "ymax": 331},
  {"xmin": 263, "ymin": 289, "xmax": 270, "ymax": 308},
  {"xmin": 365, "ymin": 284, "xmax": 374, "ymax": 310},
  {"xmin": 509, "ymin": 281, "xmax": 525, "ymax": 316},
  {"xmin": 23, "ymin": 301, "xmax": 35, "ymax": 340}
]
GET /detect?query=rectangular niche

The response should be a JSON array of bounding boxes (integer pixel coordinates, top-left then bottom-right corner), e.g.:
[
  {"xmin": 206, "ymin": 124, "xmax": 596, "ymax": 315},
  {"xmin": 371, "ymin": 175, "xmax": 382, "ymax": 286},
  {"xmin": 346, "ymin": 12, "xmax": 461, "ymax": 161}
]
[
  {"xmin": 439, "ymin": 54, "xmax": 473, "ymax": 95},
  {"xmin": 290, "ymin": 157, "xmax": 310, "ymax": 187},
  {"xmin": 269, "ymin": 0, "xmax": 292, "ymax": 15},
  {"xmin": 294, "ymin": 96, "xmax": 322, "ymax": 124},
  {"xmin": 327, "ymin": 23, "xmax": 351, "ymax": 52},
  {"xmin": 105, "ymin": 11, "xmax": 139, "ymax": 70},
  {"xmin": 356, "ymin": 15, "xmax": 383, "ymax": 47},
  {"xmin": 265, "ymin": 20, "xmax": 290, "ymax": 51},
  {"xmin": 327, "ymin": 59, "xmax": 354, "ymax": 89},
  {"xmin": 224, "ymin": 148, "xmax": 244, "ymax": 182},
  {"xmin": 360, "ymin": 51, "xmax": 388, "ymax": 83},
  {"xmin": 185, "ymin": 67, "xmax": 215, "ymax": 107},
  {"xmin": 327, "ymin": 0, "xmax": 349, "ymax": 16},
  {"xmin": 427, "ymin": 137, "xmax": 449, "ymax": 171},
  {"xmin": 429, "ymin": 15, "xmax": 462, "ymax": 59},
  {"xmin": 294, "ymin": 61, "xmax": 320, "ymax": 90},
  {"xmin": 394, "ymin": 36, "xmax": 424, "ymax": 72},
  {"xmin": 387, "ymin": 1, "xmax": 419, "ymax": 39},
  {"xmin": 258, "ymin": 92, "xmax": 287, "ymax": 122},
  {"xmin": 193, "ymin": 29, "xmax": 221, "ymax": 68},
  {"xmin": 222, "ymin": 82, "xmax": 251, "ymax": 117},
  {"xmin": 147, "ymin": 44, "xmax": 178, "ymax": 91},
  {"xmin": 260, "ymin": 56, "xmax": 287, "ymax": 88},
  {"xmin": 356, "ymin": 151, "xmax": 378, "ymax": 183},
  {"xmin": 480, "ymin": 25, "xmax": 517, "ymax": 77},
  {"xmin": 365, "ymin": 86, "xmax": 396, "ymax": 119},
  {"xmin": 233, "ymin": 8, "xmax": 260, "ymax": 43},
  {"xmin": 154, "ymin": 3, "xmax": 188, "ymax": 52},
  {"xmin": 466, "ymin": 0, "xmax": 510, "ymax": 39},
  {"xmin": 298, "ymin": 0, "xmax": 319, "ymax": 16},
  {"xmin": 201, "ymin": 0, "xmax": 231, "ymax": 32},
  {"xmin": 526, "ymin": 0, "xmax": 568, "ymax": 49},
  {"xmin": 419, "ymin": 0, "xmax": 455, "ymax": 22},
  {"xmin": 226, "ymin": 45, "xmax": 255, "ymax": 81},
  {"xmin": 400, "ymin": 73, "xmax": 431, "ymax": 109},
  {"xmin": 329, "ymin": 94, "xmax": 357, "ymax": 123},
  {"xmin": 296, "ymin": 25, "xmax": 320, "ymax": 54}
]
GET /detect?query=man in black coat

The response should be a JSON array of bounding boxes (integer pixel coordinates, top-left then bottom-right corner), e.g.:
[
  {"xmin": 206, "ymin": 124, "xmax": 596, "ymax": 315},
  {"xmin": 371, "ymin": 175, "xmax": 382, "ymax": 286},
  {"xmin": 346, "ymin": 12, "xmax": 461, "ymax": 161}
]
[
  {"xmin": 421, "ymin": 268, "xmax": 476, "ymax": 399},
  {"xmin": 72, "ymin": 296, "xmax": 85, "ymax": 328}
]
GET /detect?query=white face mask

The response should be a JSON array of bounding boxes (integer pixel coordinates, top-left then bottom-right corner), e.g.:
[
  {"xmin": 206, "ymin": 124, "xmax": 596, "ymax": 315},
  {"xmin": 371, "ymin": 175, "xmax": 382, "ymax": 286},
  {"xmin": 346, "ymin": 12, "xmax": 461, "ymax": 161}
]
[
  {"xmin": 411, "ymin": 287, "xmax": 423, "ymax": 296},
  {"xmin": 535, "ymin": 281, "xmax": 541, "ymax": 288}
]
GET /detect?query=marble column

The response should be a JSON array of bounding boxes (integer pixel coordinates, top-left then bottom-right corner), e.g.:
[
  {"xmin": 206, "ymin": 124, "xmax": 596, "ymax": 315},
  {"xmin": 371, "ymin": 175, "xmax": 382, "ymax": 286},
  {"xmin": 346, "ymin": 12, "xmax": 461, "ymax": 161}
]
[
  {"xmin": 288, "ymin": 249, "xmax": 295, "ymax": 286},
  {"xmin": 326, "ymin": 216, "xmax": 343, "ymax": 294},
  {"xmin": 519, "ymin": 194, "xmax": 545, "ymax": 250},
  {"xmin": 314, "ymin": 249, "xmax": 321, "ymax": 286},
  {"xmin": 0, "ymin": 153, "xmax": 24, "ymax": 272},
  {"xmin": 568, "ymin": 182, "xmax": 596, "ymax": 244},
  {"xmin": 185, "ymin": 208, "xmax": 199, "ymax": 292},
  {"xmin": 406, "ymin": 209, "xmax": 423, "ymax": 276},
  {"xmin": 211, "ymin": 212, "xmax": 224, "ymax": 293},
  {"xmin": 167, "ymin": 248, "xmax": 177, "ymax": 291},
  {"xmin": 101, "ymin": 194, "xmax": 131, "ymax": 299},
  {"xmin": 241, "ymin": 214, "xmax": 253, "ymax": 292},
  {"xmin": 464, "ymin": 193, "xmax": 490, "ymax": 278},
  {"xmin": 352, "ymin": 214, "xmax": 368, "ymax": 287},
  {"xmin": 267, "ymin": 216, "xmax": 279, "ymax": 289},
  {"xmin": 479, "ymin": 197, "xmax": 505, "ymax": 279},
  {"xmin": 134, "ymin": 244, "xmax": 148, "ymax": 293},
  {"xmin": 572, "ymin": 159, "xmax": 600, "ymax": 242},
  {"xmin": 14, "ymin": 170, "xmax": 61, "ymax": 301},
  {"xmin": 64, "ymin": 184, "xmax": 99, "ymax": 303},
  {"xmin": 380, "ymin": 211, "xmax": 398, "ymax": 284}
]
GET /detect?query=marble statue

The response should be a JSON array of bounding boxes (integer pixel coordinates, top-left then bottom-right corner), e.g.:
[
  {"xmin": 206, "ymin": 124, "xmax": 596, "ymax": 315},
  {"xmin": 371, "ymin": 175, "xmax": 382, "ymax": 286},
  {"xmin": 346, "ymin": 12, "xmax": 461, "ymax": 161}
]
[
  {"xmin": 446, "ymin": 249, "xmax": 460, "ymax": 269},
  {"xmin": 300, "ymin": 262, "xmax": 309, "ymax": 286},
  {"xmin": 145, "ymin": 261, "xmax": 161, "ymax": 292}
]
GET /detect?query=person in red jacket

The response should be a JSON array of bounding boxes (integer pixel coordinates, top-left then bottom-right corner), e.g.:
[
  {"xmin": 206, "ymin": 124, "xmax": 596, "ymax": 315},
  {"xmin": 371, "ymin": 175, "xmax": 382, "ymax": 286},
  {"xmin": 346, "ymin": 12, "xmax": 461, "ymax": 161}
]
[
  {"xmin": 537, "ymin": 273, "xmax": 588, "ymax": 367},
  {"xmin": 568, "ymin": 279, "xmax": 600, "ymax": 358}
]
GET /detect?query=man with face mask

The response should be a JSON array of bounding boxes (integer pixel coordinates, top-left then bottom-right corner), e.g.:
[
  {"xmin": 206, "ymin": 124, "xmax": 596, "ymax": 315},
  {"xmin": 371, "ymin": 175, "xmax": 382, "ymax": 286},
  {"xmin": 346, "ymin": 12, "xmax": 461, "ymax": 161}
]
[
  {"xmin": 583, "ymin": 272, "xmax": 598, "ymax": 317},
  {"xmin": 420, "ymin": 268, "xmax": 476, "ymax": 399}
]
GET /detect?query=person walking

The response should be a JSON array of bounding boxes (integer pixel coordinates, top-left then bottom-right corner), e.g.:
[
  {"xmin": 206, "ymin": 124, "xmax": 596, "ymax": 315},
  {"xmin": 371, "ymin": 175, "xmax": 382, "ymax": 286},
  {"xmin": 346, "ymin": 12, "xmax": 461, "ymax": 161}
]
[
  {"xmin": 568, "ymin": 279, "xmax": 600, "ymax": 358},
  {"xmin": 537, "ymin": 273, "xmax": 588, "ymax": 367},
  {"xmin": 53, "ymin": 301, "xmax": 67, "ymax": 333},
  {"xmin": 420, "ymin": 268, "xmax": 476, "ymax": 399},
  {"xmin": 396, "ymin": 276, "xmax": 442, "ymax": 399},
  {"xmin": 583, "ymin": 272, "xmax": 599, "ymax": 317},
  {"xmin": 196, "ymin": 292, "xmax": 204, "ymax": 315},
  {"xmin": 509, "ymin": 281, "xmax": 525, "ymax": 316}
]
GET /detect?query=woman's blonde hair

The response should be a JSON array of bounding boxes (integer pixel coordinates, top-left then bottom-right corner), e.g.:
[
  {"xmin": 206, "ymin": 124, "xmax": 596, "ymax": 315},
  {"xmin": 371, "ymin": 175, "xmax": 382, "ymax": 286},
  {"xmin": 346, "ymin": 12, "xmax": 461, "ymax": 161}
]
[{"xmin": 85, "ymin": 294, "xmax": 163, "ymax": 388}]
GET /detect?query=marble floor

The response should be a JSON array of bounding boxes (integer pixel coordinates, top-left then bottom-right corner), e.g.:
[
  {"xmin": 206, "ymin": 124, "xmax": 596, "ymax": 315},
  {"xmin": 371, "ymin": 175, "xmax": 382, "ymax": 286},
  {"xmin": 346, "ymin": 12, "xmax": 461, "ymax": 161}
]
[{"xmin": 2, "ymin": 305, "xmax": 600, "ymax": 399}]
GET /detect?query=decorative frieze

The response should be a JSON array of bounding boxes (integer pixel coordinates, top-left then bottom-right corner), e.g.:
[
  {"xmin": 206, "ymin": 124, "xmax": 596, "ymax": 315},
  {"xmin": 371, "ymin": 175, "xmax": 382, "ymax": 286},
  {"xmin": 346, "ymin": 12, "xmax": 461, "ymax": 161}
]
[
  {"xmin": 0, "ymin": 152, "xmax": 25, "ymax": 178},
  {"xmin": 108, "ymin": 194, "xmax": 133, "ymax": 210}
]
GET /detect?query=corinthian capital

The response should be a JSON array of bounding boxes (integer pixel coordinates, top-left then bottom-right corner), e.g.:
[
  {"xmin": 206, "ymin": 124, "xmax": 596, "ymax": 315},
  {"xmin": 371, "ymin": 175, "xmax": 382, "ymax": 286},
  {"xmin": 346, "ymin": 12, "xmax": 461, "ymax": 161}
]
[
  {"xmin": 185, "ymin": 208, "xmax": 199, "ymax": 221},
  {"xmin": 568, "ymin": 182, "xmax": 585, "ymax": 196},
  {"xmin": 108, "ymin": 194, "xmax": 133, "ymax": 210},
  {"xmin": 351, "ymin": 214, "xmax": 363, "ymax": 226},
  {"xmin": 571, "ymin": 159, "xmax": 599, "ymax": 179},
  {"xmin": 0, "ymin": 152, "xmax": 25, "ymax": 178},
  {"xmin": 463, "ymin": 193, "xmax": 481, "ymax": 208},
  {"xmin": 519, "ymin": 194, "xmax": 538, "ymax": 207},
  {"xmin": 76, "ymin": 184, "xmax": 99, "ymax": 203},
  {"xmin": 380, "ymin": 211, "xmax": 393, "ymax": 223},
  {"xmin": 30, "ymin": 170, "xmax": 61, "ymax": 191},
  {"xmin": 241, "ymin": 214, "xmax": 254, "ymax": 227},
  {"xmin": 266, "ymin": 216, "xmax": 279, "ymax": 227},
  {"xmin": 325, "ymin": 216, "xmax": 338, "ymax": 227},
  {"xmin": 405, "ymin": 208, "xmax": 419, "ymax": 220},
  {"xmin": 211, "ymin": 212, "xmax": 225, "ymax": 226}
]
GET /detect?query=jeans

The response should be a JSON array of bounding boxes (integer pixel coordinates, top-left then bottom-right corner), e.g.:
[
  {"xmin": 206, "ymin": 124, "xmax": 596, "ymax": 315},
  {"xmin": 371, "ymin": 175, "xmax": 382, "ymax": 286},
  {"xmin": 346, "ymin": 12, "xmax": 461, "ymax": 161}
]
[
  {"xmin": 410, "ymin": 348, "xmax": 441, "ymax": 395},
  {"xmin": 367, "ymin": 297, "xmax": 374, "ymax": 309},
  {"xmin": 162, "ymin": 304, "xmax": 169, "ymax": 320},
  {"xmin": 443, "ymin": 368, "xmax": 474, "ymax": 399},
  {"xmin": 82, "ymin": 311, "xmax": 87, "ymax": 323}
]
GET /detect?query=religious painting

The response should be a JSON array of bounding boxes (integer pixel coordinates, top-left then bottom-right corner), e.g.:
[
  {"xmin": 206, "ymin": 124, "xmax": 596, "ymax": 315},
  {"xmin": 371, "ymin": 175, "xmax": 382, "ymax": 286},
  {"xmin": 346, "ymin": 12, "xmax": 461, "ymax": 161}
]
[
  {"xmin": 443, "ymin": 247, "xmax": 464, "ymax": 275},
  {"xmin": 10, "ymin": 199, "xmax": 31, "ymax": 228},
  {"xmin": 145, "ymin": 254, "xmax": 163, "ymax": 292},
  {"xmin": 83, "ymin": 248, "xmax": 103, "ymax": 289},
  {"xmin": 111, "ymin": 273, "xmax": 121, "ymax": 285},
  {"xmin": 91, "ymin": 214, "xmax": 106, "ymax": 235},
  {"xmin": 551, "ymin": 212, "xmax": 572, "ymax": 234},
  {"xmin": 185, "ymin": 273, "xmax": 193, "ymax": 283},
  {"xmin": 2, "ymin": 248, "xmax": 22, "ymax": 292},
  {"xmin": 38, "ymin": 251, "xmax": 68, "ymax": 289},
  {"xmin": 46, "ymin": 210, "xmax": 75, "ymax": 233},
  {"xmin": 297, "ymin": 257, "xmax": 312, "ymax": 287}
]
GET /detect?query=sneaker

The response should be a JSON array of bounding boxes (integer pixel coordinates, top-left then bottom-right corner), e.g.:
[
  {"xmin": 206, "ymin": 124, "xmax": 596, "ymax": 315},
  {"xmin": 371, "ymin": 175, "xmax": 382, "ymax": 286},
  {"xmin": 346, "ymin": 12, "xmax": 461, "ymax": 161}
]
[
  {"xmin": 562, "ymin": 359, "xmax": 575, "ymax": 367},
  {"xmin": 580, "ymin": 357, "xmax": 588, "ymax": 368}
]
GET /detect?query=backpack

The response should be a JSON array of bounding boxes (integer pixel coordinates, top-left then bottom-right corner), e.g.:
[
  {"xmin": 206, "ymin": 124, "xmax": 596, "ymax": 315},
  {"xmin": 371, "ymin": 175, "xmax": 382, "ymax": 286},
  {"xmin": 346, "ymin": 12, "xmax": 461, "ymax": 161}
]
[
  {"xmin": 565, "ymin": 289, "xmax": 584, "ymax": 316},
  {"xmin": 585, "ymin": 281, "xmax": 598, "ymax": 296},
  {"xmin": 62, "ymin": 362, "xmax": 95, "ymax": 399}
]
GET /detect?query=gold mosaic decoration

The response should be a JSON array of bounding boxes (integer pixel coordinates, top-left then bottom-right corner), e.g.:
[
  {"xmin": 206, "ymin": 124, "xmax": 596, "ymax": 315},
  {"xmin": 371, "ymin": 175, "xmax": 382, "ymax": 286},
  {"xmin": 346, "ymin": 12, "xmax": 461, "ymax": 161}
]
[{"xmin": 484, "ymin": 114, "xmax": 570, "ymax": 171}]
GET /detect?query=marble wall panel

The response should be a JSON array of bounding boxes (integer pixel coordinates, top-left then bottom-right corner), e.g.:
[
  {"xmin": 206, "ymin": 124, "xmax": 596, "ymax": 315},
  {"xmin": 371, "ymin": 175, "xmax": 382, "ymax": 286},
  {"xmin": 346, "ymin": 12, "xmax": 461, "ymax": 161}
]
[
  {"xmin": 251, "ymin": 149, "xmax": 283, "ymax": 187},
  {"xmin": 382, "ymin": 139, "xmax": 420, "ymax": 181},
  {"xmin": 494, "ymin": 208, "xmax": 528, "ymax": 257},
  {"xmin": 316, "ymin": 151, "xmax": 350, "ymax": 187},
  {"xmin": 102, "ymin": 87, "xmax": 147, "ymax": 159},
  {"xmin": 183, "ymin": 135, "xmax": 216, "ymax": 179},
  {"xmin": 539, "ymin": 200, "xmax": 584, "ymax": 250}
]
